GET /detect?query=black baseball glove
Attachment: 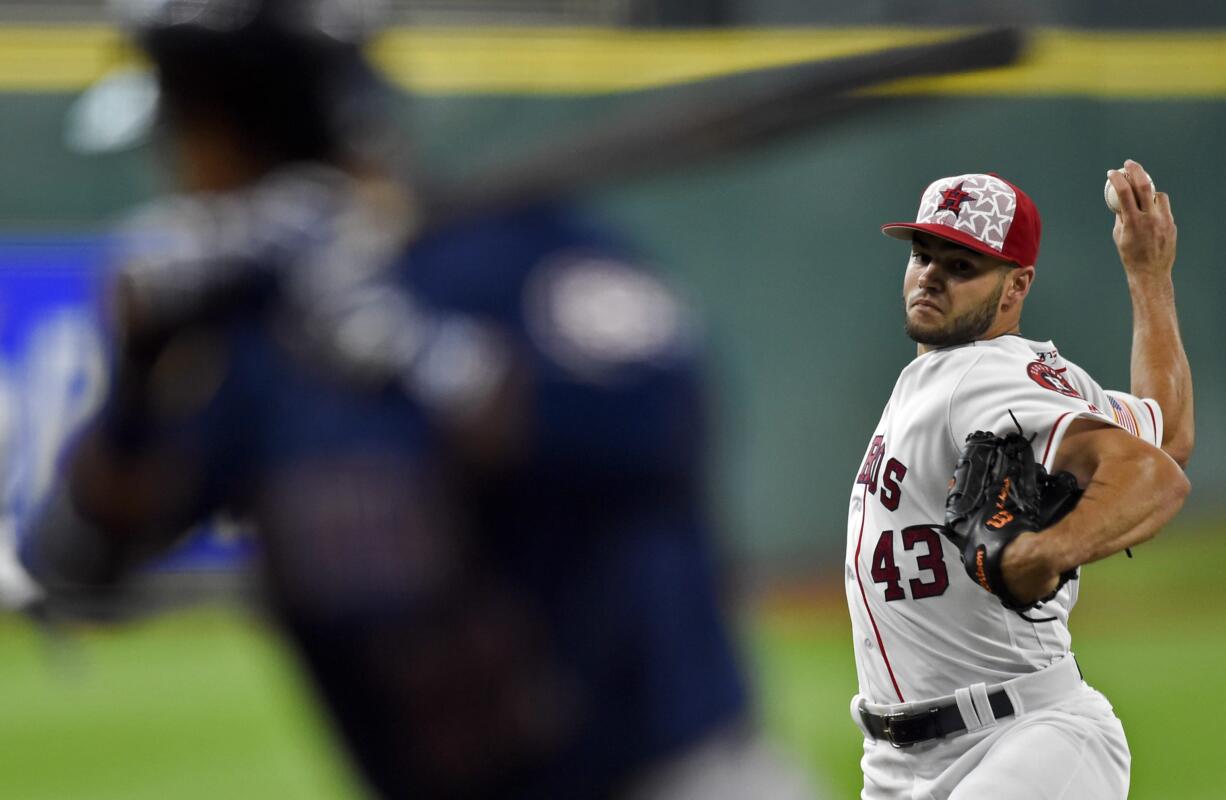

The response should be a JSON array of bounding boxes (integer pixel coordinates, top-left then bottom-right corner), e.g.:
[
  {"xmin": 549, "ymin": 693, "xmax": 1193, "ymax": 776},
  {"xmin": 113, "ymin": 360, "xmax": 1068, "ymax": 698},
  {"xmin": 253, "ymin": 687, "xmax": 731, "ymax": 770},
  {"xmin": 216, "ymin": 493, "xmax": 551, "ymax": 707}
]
[{"xmin": 943, "ymin": 430, "xmax": 1081, "ymax": 621}]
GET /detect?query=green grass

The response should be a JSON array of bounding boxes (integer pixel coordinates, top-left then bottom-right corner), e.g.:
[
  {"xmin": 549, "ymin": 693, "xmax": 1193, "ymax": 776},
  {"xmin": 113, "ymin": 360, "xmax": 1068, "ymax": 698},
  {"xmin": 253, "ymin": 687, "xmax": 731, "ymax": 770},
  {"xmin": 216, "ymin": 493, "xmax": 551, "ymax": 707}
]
[
  {"xmin": 0, "ymin": 522, "xmax": 1221, "ymax": 798},
  {"xmin": 750, "ymin": 608, "xmax": 862, "ymax": 797},
  {"xmin": 0, "ymin": 613, "xmax": 365, "ymax": 800}
]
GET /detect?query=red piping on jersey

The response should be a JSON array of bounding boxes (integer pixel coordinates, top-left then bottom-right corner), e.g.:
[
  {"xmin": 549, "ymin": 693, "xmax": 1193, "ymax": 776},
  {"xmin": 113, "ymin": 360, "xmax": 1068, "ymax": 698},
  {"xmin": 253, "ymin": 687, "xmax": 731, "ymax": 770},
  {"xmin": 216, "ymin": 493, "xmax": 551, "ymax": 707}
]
[
  {"xmin": 1144, "ymin": 401, "xmax": 1159, "ymax": 445},
  {"xmin": 1041, "ymin": 411, "xmax": 1075, "ymax": 466},
  {"xmin": 853, "ymin": 483, "xmax": 906, "ymax": 703}
]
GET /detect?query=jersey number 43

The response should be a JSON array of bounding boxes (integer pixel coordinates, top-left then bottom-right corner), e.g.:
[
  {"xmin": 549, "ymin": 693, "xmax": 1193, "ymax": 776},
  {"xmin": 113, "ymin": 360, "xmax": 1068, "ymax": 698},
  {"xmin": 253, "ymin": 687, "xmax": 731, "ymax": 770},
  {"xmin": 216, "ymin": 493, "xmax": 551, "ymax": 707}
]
[
  {"xmin": 870, "ymin": 527, "xmax": 950, "ymax": 601},
  {"xmin": 858, "ymin": 435, "xmax": 951, "ymax": 602}
]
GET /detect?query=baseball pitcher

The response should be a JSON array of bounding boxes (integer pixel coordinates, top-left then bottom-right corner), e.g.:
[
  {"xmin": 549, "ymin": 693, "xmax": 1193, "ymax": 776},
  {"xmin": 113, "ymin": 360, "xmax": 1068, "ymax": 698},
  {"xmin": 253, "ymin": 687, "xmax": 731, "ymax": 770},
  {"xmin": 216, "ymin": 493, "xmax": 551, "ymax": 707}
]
[{"xmin": 846, "ymin": 163, "xmax": 1192, "ymax": 798}]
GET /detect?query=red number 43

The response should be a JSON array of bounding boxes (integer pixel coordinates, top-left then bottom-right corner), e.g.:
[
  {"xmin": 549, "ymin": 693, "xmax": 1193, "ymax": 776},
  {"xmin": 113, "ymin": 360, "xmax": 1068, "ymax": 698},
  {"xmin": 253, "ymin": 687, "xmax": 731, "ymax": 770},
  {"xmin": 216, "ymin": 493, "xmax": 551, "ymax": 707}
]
[{"xmin": 870, "ymin": 526, "xmax": 950, "ymax": 601}]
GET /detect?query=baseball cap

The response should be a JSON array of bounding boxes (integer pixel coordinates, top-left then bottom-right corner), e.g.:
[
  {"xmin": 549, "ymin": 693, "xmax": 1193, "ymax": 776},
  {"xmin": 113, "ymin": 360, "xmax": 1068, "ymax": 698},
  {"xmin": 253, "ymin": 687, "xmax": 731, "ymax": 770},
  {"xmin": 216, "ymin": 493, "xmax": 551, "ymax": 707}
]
[{"xmin": 881, "ymin": 173, "xmax": 1041, "ymax": 267}]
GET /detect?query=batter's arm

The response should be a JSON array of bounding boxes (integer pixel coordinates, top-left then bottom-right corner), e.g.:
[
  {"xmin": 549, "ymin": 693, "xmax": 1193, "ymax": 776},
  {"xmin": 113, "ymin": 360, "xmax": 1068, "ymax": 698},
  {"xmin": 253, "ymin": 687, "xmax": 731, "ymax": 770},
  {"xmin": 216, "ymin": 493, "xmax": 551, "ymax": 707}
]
[
  {"xmin": 21, "ymin": 294, "xmax": 233, "ymax": 594},
  {"xmin": 999, "ymin": 418, "xmax": 1189, "ymax": 603},
  {"xmin": 20, "ymin": 388, "xmax": 214, "ymax": 594},
  {"xmin": 1108, "ymin": 159, "xmax": 1193, "ymax": 467}
]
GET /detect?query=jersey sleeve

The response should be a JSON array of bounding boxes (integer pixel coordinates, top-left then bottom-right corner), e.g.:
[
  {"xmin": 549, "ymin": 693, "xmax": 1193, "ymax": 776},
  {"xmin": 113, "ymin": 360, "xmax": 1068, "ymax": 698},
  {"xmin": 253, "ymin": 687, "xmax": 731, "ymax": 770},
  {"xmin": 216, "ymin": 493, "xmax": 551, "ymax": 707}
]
[
  {"xmin": 403, "ymin": 207, "xmax": 708, "ymax": 497},
  {"xmin": 947, "ymin": 350, "xmax": 1147, "ymax": 472},
  {"xmin": 521, "ymin": 252, "xmax": 706, "ymax": 493},
  {"xmin": 1103, "ymin": 389, "xmax": 1164, "ymax": 449}
]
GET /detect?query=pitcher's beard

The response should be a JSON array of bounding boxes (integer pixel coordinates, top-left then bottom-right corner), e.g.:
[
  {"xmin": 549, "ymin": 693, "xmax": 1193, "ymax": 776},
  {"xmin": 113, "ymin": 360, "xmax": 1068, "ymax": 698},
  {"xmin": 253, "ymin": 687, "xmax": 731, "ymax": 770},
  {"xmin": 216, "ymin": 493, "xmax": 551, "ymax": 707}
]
[{"xmin": 905, "ymin": 285, "xmax": 1003, "ymax": 348}]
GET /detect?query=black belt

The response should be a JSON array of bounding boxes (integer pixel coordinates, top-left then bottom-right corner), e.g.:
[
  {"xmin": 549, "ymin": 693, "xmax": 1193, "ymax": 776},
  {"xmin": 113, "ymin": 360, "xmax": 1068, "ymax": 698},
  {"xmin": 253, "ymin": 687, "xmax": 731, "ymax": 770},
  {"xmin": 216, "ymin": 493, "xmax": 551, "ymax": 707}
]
[{"xmin": 861, "ymin": 690, "xmax": 1014, "ymax": 748}]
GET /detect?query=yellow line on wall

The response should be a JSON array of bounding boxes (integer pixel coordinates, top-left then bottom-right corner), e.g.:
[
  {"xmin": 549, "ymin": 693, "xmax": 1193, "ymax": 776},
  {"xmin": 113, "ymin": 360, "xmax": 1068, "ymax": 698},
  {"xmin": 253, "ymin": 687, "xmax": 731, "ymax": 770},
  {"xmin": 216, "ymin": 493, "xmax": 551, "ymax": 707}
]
[
  {"xmin": 0, "ymin": 26, "xmax": 126, "ymax": 90},
  {"xmin": 1, "ymin": 25, "xmax": 1225, "ymax": 98}
]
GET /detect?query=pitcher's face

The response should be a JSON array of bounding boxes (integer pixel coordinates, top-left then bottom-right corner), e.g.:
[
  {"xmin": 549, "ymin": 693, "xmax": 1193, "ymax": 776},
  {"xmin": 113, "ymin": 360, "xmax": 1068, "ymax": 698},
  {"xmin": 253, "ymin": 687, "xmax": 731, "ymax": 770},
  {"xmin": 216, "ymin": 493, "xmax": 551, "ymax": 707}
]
[{"xmin": 903, "ymin": 233, "xmax": 1014, "ymax": 348}]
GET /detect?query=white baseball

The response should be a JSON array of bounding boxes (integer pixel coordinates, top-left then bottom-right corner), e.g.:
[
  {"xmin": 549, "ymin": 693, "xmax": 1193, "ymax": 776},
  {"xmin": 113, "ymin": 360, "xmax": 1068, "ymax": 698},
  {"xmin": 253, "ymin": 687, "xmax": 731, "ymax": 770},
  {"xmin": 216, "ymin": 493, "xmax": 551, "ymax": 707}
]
[{"xmin": 1104, "ymin": 172, "xmax": 1156, "ymax": 214}]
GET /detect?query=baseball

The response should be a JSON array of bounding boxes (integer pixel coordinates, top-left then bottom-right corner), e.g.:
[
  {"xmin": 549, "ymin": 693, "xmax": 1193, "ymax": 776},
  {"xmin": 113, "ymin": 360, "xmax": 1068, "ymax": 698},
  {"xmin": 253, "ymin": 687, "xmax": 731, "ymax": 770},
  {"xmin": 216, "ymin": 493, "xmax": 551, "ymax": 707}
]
[{"xmin": 1104, "ymin": 172, "xmax": 1156, "ymax": 214}]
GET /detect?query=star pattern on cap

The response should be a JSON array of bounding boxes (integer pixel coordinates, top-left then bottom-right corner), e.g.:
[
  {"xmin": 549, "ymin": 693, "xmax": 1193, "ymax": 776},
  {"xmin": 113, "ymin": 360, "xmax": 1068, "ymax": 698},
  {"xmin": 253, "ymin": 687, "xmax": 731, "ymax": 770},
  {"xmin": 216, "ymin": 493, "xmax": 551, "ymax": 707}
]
[{"xmin": 916, "ymin": 174, "xmax": 1016, "ymax": 251}]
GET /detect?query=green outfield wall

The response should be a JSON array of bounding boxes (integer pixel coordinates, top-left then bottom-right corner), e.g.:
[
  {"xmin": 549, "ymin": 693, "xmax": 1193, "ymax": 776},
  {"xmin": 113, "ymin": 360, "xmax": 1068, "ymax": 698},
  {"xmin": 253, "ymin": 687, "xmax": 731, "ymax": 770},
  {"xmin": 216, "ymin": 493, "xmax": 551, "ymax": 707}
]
[{"xmin": 2, "ymin": 28, "xmax": 1222, "ymax": 566}]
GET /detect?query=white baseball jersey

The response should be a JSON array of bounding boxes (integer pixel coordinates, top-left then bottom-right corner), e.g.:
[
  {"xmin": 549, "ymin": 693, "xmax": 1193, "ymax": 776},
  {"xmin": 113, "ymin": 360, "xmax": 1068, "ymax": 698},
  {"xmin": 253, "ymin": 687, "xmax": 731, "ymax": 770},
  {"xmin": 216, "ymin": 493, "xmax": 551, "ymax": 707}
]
[{"xmin": 845, "ymin": 335, "xmax": 1162, "ymax": 705}]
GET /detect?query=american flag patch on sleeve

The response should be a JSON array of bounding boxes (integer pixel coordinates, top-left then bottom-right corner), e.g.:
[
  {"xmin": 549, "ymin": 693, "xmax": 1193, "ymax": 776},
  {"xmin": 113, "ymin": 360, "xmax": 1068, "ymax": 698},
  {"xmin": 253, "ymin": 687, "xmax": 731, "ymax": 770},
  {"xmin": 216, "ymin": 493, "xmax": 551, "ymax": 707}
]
[{"xmin": 1109, "ymin": 395, "xmax": 1139, "ymax": 437}]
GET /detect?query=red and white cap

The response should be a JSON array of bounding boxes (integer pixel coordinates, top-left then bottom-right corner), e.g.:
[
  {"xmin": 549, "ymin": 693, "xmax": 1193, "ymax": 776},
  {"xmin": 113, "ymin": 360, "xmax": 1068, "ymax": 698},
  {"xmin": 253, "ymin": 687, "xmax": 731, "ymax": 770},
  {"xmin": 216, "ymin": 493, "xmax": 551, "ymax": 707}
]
[{"xmin": 881, "ymin": 173, "xmax": 1041, "ymax": 267}]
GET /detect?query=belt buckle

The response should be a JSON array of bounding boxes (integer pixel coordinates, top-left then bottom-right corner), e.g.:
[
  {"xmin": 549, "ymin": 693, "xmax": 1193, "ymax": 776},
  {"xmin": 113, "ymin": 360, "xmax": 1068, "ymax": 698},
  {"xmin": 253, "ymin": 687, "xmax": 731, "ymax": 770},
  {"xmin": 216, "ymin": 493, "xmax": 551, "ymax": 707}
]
[
  {"xmin": 881, "ymin": 712, "xmax": 910, "ymax": 749},
  {"xmin": 881, "ymin": 707, "xmax": 939, "ymax": 749}
]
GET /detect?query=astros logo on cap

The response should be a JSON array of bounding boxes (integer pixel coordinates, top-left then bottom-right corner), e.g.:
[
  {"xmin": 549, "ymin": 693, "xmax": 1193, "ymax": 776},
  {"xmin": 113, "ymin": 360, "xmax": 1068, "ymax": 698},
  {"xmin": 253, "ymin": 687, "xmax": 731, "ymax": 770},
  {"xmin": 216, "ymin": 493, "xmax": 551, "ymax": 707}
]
[{"xmin": 936, "ymin": 181, "xmax": 976, "ymax": 217}]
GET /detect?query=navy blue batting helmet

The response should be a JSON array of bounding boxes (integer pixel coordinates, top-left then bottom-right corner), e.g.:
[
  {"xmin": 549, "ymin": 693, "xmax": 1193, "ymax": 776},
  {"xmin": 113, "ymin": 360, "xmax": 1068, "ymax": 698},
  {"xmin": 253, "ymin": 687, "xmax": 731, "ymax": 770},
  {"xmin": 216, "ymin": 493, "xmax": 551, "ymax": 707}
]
[{"xmin": 73, "ymin": 0, "xmax": 391, "ymax": 161}]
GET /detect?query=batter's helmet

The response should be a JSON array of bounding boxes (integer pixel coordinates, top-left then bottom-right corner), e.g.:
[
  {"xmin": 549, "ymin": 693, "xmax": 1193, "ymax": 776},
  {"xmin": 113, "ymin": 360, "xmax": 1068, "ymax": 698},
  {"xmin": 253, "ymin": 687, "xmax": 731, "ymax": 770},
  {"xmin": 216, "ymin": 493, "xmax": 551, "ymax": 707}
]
[{"xmin": 69, "ymin": 0, "xmax": 391, "ymax": 161}]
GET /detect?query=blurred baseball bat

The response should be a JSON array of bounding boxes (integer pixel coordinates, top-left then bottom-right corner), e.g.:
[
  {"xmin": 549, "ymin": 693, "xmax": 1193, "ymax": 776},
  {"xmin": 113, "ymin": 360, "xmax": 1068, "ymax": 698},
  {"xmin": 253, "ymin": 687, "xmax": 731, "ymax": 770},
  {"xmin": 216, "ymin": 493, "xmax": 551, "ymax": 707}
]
[
  {"xmin": 119, "ymin": 27, "xmax": 1026, "ymax": 345},
  {"xmin": 422, "ymin": 27, "xmax": 1026, "ymax": 226},
  {"xmin": 35, "ymin": 27, "xmax": 1027, "ymax": 623}
]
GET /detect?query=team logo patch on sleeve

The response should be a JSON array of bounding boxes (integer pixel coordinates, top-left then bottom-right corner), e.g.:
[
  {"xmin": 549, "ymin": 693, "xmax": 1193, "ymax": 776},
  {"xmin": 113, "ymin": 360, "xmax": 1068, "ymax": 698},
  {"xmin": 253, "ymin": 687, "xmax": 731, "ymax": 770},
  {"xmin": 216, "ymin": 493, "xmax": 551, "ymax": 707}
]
[
  {"xmin": 525, "ymin": 253, "xmax": 693, "ymax": 380},
  {"xmin": 1026, "ymin": 361, "xmax": 1082, "ymax": 398}
]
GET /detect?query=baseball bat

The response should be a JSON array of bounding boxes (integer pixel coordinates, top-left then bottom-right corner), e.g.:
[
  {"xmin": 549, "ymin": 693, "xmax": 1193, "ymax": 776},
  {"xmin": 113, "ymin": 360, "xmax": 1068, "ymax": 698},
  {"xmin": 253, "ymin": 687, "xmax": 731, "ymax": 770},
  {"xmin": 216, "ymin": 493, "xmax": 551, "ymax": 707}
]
[
  {"xmin": 35, "ymin": 27, "xmax": 1028, "ymax": 621},
  {"xmin": 421, "ymin": 27, "xmax": 1027, "ymax": 227},
  {"xmin": 121, "ymin": 27, "xmax": 1026, "ymax": 349}
]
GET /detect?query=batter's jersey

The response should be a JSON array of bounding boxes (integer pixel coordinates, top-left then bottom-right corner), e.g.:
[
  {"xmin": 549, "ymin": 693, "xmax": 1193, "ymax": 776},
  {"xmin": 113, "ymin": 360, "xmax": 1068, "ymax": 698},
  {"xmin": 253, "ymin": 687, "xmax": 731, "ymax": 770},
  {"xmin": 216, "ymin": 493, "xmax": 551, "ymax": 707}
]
[
  {"xmin": 54, "ymin": 169, "xmax": 748, "ymax": 795},
  {"xmin": 845, "ymin": 335, "xmax": 1163, "ymax": 705}
]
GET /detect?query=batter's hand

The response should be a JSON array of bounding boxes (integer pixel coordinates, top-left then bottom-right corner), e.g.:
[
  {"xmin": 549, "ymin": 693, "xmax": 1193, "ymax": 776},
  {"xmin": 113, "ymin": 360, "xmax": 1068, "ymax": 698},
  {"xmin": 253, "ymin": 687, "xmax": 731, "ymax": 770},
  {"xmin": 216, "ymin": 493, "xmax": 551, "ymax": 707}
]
[{"xmin": 1109, "ymin": 159, "xmax": 1177, "ymax": 282}]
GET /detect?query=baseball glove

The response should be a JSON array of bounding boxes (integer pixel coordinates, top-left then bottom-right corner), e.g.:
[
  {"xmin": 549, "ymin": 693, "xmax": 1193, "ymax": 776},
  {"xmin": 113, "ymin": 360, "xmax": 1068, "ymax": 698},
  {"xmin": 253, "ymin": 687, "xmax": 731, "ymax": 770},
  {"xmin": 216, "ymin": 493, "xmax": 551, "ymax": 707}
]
[{"xmin": 944, "ymin": 430, "xmax": 1081, "ymax": 621}]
